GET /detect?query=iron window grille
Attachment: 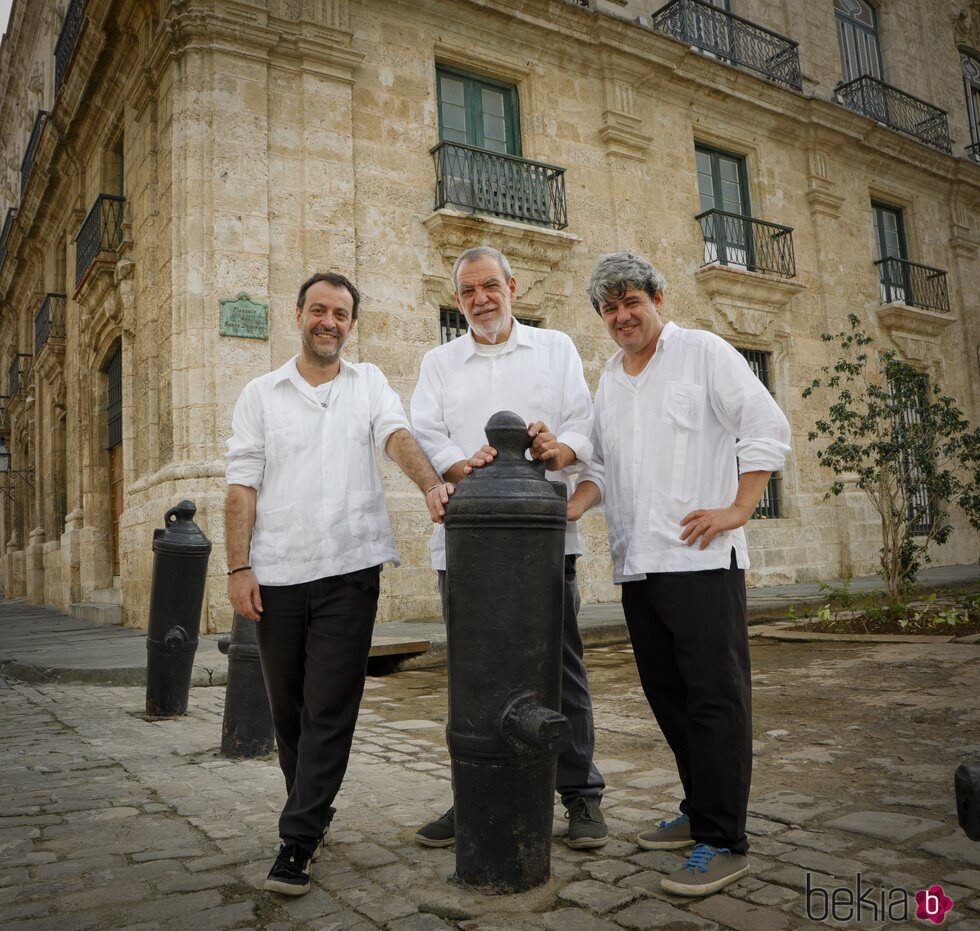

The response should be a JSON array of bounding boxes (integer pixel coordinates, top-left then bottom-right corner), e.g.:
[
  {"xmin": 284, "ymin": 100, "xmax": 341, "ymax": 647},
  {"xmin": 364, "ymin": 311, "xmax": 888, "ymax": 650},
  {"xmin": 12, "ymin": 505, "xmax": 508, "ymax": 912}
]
[
  {"xmin": 75, "ymin": 194, "xmax": 124, "ymax": 287},
  {"xmin": 431, "ymin": 141, "xmax": 568, "ymax": 230},
  {"xmin": 0, "ymin": 207, "xmax": 16, "ymax": 273},
  {"xmin": 35, "ymin": 294, "xmax": 67, "ymax": 355},
  {"xmin": 696, "ymin": 209, "xmax": 796, "ymax": 278},
  {"xmin": 737, "ymin": 349, "xmax": 782, "ymax": 520},
  {"xmin": 20, "ymin": 111, "xmax": 48, "ymax": 200},
  {"xmin": 8, "ymin": 353, "xmax": 32, "ymax": 398},
  {"xmin": 650, "ymin": 0, "xmax": 802, "ymax": 91},
  {"xmin": 874, "ymin": 257, "xmax": 950, "ymax": 313},
  {"xmin": 439, "ymin": 307, "xmax": 540, "ymax": 344},
  {"xmin": 889, "ymin": 371, "xmax": 934, "ymax": 535},
  {"xmin": 968, "ymin": 142, "xmax": 980, "ymax": 163},
  {"xmin": 834, "ymin": 75, "xmax": 951, "ymax": 154},
  {"xmin": 55, "ymin": 0, "xmax": 86, "ymax": 95}
]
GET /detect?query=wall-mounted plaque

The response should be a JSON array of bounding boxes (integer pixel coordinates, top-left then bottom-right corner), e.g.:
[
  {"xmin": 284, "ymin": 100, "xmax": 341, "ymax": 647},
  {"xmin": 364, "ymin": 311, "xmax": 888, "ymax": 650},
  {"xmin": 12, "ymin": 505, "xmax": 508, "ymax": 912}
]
[{"xmin": 219, "ymin": 293, "xmax": 269, "ymax": 339}]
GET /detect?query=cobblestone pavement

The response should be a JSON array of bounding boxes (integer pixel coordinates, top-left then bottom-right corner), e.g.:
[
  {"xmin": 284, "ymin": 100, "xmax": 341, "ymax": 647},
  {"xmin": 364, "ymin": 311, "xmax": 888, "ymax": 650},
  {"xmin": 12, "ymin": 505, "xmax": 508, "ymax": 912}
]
[{"xmin": 1, "ymin": 637, "xmax": 979, "ymax": 930}]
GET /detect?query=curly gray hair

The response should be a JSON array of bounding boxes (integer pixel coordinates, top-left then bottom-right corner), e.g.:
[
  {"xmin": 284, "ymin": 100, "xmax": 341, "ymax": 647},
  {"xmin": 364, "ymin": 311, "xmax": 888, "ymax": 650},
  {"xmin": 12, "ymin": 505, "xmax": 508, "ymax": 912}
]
[{"xmin": 586, "ymin": 252, "xmax": 666, "ymax": 314}]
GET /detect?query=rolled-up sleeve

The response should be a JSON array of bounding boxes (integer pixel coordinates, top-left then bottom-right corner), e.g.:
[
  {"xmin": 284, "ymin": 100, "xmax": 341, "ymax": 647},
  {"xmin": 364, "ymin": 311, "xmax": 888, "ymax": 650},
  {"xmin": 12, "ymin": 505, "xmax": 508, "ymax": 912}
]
[
  {"xmin": 410, "ymin": 354, "xmax": 467, "ymax": 477},
  {"xmin": 365, "ymin": 365, "xmax": 411, "ymax": 459},
  {"xmin": 710, "ymin": 342, "xmax": 791, "ymax": 474},
  {"xmin": 554, "ymin": 335, "xmax": 594, "ymax": 472},
  {"xmin": 226, "ymin": 382, "xmax": 266, "ymax": 489}
]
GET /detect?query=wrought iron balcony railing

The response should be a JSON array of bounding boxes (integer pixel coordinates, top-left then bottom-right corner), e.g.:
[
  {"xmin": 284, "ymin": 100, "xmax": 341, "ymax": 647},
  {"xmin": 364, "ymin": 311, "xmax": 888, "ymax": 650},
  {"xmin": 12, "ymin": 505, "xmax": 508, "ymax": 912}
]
[
  {"xmin": 75, "ymin": 194, "xmax": 124, "ymax": 287},
  {"xmin": 695, "ymin": 209, "xmax": 796, "ymax": 278},
  {"xmin": 875, "ymin": 257, "xmax": 950, "ymax": 312},
  {"xmin": 21, "ymin": 111, "xmax": 49, "ymax": 200},
  {"xmin": 967, "ymin": 142, "xmax": 980, "ymax": 163},
  {"xmin": 431, "ymin": 141, "xmax": 568, "ymax": 230},
  {"xmin": 9, "ymin": 353, "xmax": 32, "ymax": 398},
  {"xmin": 0, "ymin": 207, "xmax": 16, "ymax": 273},
  {"xmin": 34, "ymin": 293, "xmax": 67, "ymax": 356},
  {"xmin": 0, "ymin": 396, "xmax": 8, "ymax": 430},
  {"xmin": 650, "ymin": 0, "xmax": 802, "ymax": 91},
  {"xmin": 55, "ymin": 0, "xmax": 86, "ymax": 95},
  {"xmin": 835, "ymin": 75, "xmax": 951, "ymax": 154}
]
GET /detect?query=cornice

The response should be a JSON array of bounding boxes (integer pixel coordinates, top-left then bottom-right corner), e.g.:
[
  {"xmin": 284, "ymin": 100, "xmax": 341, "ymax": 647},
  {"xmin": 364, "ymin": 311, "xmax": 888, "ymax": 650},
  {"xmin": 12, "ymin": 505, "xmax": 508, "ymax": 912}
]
[{"xmin": 874, "ymin": 303, "xmax": 957, "ymax": 364}]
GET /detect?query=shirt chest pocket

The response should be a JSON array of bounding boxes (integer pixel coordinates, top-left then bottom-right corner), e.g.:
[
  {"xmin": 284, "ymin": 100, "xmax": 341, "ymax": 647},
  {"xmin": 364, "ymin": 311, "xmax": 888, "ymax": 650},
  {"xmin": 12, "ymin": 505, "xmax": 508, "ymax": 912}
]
[
  {"xmin": 270, "ymin": 410, "xmax": 309, "ymax": 460},
  {"xmin": 344, "ymin": 398, "xmax": 372, "ymax": 447},
  {"xmin": 659, "ymin": 381, "xmax": 706, "ymax": 502}
]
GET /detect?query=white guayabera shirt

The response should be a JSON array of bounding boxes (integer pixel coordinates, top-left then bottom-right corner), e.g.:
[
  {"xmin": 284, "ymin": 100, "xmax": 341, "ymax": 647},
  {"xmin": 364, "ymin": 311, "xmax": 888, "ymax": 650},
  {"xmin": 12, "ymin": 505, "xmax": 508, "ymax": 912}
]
[
  {"xmin": 581, "ymin": 322, "xmax": 792, "ymax": 583},
  {"xmin": 410, "ymin": 320, "xmax": 594, "ymax": 571},
  {"xmin": 226, "ymin": 356, "xmax": 410, "ymax": 585}
]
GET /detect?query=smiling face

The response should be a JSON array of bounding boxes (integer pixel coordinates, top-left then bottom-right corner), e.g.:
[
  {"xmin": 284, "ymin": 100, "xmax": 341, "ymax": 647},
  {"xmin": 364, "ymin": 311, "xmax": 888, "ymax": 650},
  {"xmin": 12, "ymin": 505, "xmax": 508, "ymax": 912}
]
[
  {"xmin": 454, "ymin": 255, "xmax": 517, "ymax": 345},
  {"xmin": 598, "ymin": 287, "xmax": 665, "ymax": 361},
  {"xmin": 296, "ymin": 280, "xmax": 356, "ymax": 368}
]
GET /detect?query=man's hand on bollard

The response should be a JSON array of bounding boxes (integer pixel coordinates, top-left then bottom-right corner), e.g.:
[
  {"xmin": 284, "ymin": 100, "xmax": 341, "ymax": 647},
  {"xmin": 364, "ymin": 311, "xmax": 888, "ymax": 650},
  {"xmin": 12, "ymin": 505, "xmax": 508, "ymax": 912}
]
[
  {"xmin": 529, "ymin": 422, "xmax": 576, "ymax": 471},
  {"xmin": 461, "ymin": 445, "xmax": 497, "ymax": 476},
  {"xmin": 425, "ymin": 482, "xmax": 455, "ymax": 523},
  {"xmin": 228, "ymin": 569, "xmax": 263, "ymax": 622}
]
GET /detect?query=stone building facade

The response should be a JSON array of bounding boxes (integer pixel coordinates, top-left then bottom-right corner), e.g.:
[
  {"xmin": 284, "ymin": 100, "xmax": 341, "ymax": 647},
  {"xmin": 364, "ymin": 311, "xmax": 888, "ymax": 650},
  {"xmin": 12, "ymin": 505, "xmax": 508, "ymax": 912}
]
[{"xmin": 0, "ymin": 0, "xmax": 977, "ymax": 631}]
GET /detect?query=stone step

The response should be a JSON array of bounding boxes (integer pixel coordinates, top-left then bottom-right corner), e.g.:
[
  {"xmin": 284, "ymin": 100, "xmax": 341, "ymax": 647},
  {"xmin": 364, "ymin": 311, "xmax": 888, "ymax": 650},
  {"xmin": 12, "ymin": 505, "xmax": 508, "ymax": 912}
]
[
  {"xmin": 69, "ymin": 602, "xmax": 123, "ymax": 625},
  {"xmin": 89, "ymin": 587, "xmax": 122, "ymax": 605}
]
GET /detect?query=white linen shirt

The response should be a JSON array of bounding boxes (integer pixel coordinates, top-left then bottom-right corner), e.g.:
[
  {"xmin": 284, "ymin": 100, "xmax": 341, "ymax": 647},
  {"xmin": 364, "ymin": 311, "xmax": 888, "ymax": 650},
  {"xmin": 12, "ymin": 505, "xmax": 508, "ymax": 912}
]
[
  {"xmin": 411, "ymin": 320, "xmax": 594, "ymax": 570},
  {"xmin": 225, "ymin": 356, "xmax": 410, "ymax": 585},
  {"xmin": 581, "ymin": 322, "xmax": 791, "ymax": 583}
]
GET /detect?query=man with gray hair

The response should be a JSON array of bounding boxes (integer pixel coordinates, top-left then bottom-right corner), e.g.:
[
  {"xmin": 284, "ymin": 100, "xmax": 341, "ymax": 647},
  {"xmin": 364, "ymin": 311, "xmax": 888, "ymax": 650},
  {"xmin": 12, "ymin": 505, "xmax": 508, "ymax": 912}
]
[
  {"xmin": 568, "ymin": 251, "xmax": 791, "ymax": 896},
  {"xmin": 410, "ymin": 245, "xmax": 607, "ymax": 849}
]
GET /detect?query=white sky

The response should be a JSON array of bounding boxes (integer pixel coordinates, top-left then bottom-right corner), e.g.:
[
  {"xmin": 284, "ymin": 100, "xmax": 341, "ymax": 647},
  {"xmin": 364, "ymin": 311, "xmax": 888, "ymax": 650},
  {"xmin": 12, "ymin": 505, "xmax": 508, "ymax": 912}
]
[{"xmin": 0, "ymin": 0, "xmax": 12, "ymax": 39}]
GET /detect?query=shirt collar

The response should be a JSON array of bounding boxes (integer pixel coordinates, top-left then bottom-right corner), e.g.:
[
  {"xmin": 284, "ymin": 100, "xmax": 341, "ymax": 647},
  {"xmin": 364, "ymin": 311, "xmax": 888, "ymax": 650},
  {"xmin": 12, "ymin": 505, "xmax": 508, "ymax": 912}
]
[
  {"xmin": 604, "ymin": 321, "xmax": 680, "ymax": 377},
  {"xmin": 273, "ymin": 355, "xmax": 354, "ymax": 390},
  {"xmin": 460, "ymin": 318, "xmax": 530, "ymax": 362}
]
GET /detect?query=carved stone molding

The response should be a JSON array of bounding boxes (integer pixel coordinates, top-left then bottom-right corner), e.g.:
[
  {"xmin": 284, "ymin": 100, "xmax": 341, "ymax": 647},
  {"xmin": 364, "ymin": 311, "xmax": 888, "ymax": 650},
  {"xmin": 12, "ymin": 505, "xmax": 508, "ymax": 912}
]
[
  {"xmin": 874, "ymin": 303, "xmax": 957, "ymax": 364},
  {"xmin": 694, "ymin": 265, "xmax": 805, "ymax": 341}
]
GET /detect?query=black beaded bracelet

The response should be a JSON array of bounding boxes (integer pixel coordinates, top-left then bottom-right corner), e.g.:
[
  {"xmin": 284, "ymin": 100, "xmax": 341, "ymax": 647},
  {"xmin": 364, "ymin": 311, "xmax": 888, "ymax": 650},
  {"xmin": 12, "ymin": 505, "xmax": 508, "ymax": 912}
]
[{"xmin": 227, "ymin": 565, "xmax": 252, "ymax": 576}]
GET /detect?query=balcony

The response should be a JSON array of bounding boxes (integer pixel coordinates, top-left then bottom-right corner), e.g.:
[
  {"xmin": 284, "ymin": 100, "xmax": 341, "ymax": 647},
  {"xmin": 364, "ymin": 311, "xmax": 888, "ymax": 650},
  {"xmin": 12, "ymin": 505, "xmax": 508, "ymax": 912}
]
[
  {"xmin": 75, "ymin": 194, "xmax": 124, "ymax": 288},
  {"xmin": 55, "ymin": 0, "xmax": 86, "ymax": 96},
  {"xmin": 20, "ymin": 111, "xmax": 49, "ymax": 200},
  {"xmin": 650, "ymin": 0, "xmax": 802, "ymax": 91},
  {"xmin": 875, "ymin": 257, "xmax": 949, "ymax": 313},
  {"xmin": 0, "ymin": 207, "xmax": 16, "ymax": 273},
  {"xmin": 967, "ymin": 142, "xmax": 980, "ymax": 163},
  {"xmin": 431, "ymin": 141, "xmax": 568, "ymax": 230},
  {"xmin": 8, "ymin": 353, "xmax": 32, "ymax": 399},
  {"xmin": 696, "ymin": 209, "xmax": 796, "ymax": 278},
  {"xmin": 835, "ymin": 76, "xmax": 951, "ymax": 154},
  {"xmin": 34, "ymin": 294, "xmax": 67, "ymax": 356},
  {"xmin": 0, "ymin": 396, "xmax": 7, "ymax": 431}
]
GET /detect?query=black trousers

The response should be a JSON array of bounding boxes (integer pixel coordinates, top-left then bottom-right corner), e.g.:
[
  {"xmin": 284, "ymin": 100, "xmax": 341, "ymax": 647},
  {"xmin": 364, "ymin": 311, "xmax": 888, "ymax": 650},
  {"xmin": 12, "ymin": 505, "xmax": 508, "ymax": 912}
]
[
  {"xmin": 439, "ymin": 555, "xmax": 605, "ymax": 802},
  {"xmin": 621, "ymin": 552, "xmax": 751, "ymax": 853},
  {"xmin": 256, "ymin": 566, "xmax": 380, "ymax": 852}
]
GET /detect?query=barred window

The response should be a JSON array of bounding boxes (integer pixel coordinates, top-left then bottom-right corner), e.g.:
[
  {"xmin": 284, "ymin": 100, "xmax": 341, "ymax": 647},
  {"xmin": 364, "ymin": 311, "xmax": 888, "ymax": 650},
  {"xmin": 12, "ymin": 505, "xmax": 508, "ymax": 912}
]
[
  {"xmin": 439, "ymin": 307, "xmax": 539, "ymax": 344},
  {"xmin": 737, "ymin": 348, "xmax": 781, "ymax": 519}
]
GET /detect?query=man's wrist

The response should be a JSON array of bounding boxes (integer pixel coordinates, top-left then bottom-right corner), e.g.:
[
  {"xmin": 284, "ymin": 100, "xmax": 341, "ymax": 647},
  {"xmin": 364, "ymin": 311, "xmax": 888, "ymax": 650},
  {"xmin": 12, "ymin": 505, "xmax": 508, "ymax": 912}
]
[{"xmin": 227, "ymin": 565, "xmax": 252, "ymax": 576}]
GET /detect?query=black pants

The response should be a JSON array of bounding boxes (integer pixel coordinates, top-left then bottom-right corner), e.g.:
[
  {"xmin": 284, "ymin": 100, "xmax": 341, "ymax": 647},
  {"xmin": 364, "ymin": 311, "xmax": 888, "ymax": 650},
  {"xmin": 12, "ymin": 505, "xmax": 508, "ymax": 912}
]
[
  {"xmin": 439, "ymin": 555, "xmax": 605, "ymax": 802},
  {"xmin": 621, "ymin": 552, "xmax": 751, "ymax": 853},
  {"xmin": 256, "ymin": 566, "xmax": 380, "ymax": 852}
]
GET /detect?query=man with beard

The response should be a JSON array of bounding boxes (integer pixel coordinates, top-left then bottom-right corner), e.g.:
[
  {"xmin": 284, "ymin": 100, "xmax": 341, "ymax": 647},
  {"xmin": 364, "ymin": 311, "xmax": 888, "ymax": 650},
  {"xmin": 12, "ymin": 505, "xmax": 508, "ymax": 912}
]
[
  {"xmin": 226, "ymin": 272, "xmax": 452, "ymax": 896},
  {"xmin": 410, "ymin": 246, "xmax": 607, "ymax": 850}
]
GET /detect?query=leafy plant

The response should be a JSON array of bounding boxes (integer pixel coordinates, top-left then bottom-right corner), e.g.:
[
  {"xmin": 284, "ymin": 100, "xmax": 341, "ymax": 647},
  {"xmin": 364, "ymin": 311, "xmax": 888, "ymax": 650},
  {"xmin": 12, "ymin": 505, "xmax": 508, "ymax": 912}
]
[{"xmin": 802, "ymin": 315, "xmax": 980, "ymax": 603}]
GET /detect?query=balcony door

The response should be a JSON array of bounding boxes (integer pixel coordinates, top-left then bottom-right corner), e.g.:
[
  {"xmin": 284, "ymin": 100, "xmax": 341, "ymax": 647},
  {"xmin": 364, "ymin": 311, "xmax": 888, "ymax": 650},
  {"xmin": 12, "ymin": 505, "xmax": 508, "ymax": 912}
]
[
  {"xmin": 872, "ymin": 202, "xmax": 909, "ymax": 304},
  {"xmin": 105, "ymin": 346, "xmax": 123, "ymax": 577},
  {"xmin": 963, "ymin": 52, "xmax": 980, "ymax": 158},
  {"xmin": 696, "ymin": 144, "xmax": 751, "ymax": 268},
  {"xmin": 835, "ymin": 0, "xmax": 883, "ymax": 83}
]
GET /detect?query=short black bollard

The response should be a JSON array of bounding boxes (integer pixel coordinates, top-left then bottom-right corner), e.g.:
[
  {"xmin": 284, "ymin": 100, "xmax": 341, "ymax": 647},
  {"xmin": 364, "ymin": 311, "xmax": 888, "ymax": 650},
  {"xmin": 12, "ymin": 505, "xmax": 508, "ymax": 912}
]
[
  {"xmin": 955, "ymin": 763, "xmax": 980, "ymax": 841},
  {"xmin": 219, "ymin": 613, "xmax": 275, "ymax": 758},
  {"xmin": 444, "ymin": 410, "xmax": 570, "ymax": 893},
  {"xmin": 145, "ymin": 500, "xmax": 212, "ymax": 716}
]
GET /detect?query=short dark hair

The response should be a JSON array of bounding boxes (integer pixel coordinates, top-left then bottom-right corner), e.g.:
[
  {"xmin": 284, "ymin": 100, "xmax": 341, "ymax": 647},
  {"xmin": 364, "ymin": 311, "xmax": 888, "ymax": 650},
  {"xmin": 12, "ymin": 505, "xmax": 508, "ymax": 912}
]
[{"xmin": 296, "ymin": 272, "xmax": 361, "ymax": 319}]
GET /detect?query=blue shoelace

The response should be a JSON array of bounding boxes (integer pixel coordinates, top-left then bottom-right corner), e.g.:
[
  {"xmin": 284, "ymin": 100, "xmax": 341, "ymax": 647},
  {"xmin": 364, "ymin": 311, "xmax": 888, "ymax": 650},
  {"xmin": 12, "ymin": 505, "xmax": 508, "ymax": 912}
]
[
  {"xmin": 659, "ymin": 813, "xmax": 690, "ymax": 830},
  {"xmin": 682, "ymin": 843, "xmax": 731, "ymax": 873}
]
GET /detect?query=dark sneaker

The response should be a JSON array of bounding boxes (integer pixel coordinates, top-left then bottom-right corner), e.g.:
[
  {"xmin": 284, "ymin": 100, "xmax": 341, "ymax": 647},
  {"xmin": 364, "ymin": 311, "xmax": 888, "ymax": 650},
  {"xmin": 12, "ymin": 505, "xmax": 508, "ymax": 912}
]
[
  {"xmin": 415, "ymin": 807, "xmax": 455, "ymax": 848},
  {"xmin": 564, "ymin": 796, "xmax": 608, "ymax": 849},
  {"xmin": 263, "ymin": 843, "xmax": 312, "ymax": 896},
  {"xmin": 661, "ymin": 843, "xmax": 750, "ymax": 896},
  {"xmin": 637, "ymin": 813, "xmax": 694, "ymax": 850}
]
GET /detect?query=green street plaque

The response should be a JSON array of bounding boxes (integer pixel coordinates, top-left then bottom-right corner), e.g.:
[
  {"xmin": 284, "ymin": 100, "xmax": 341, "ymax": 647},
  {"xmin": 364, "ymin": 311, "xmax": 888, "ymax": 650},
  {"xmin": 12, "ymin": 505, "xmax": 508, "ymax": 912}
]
[{"xmin": 220, "ymin": 293, "xmax": 269, "ymax": 339}]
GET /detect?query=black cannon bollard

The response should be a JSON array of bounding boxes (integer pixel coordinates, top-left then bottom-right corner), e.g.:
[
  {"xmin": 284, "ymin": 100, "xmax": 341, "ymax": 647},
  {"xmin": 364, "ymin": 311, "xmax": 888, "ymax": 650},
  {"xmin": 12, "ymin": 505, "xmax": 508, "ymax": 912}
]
[
  {"xmin": 955, "ymin": 763, "xmax": 980, "ymax": 841},
  {"xmin": 145, "ymin": 500, "xmax": 212, "ymax": 716},
  {"xmin": 219, "ymin": 614, "xmax": 276, "ymax": 758},
  {"xmin": 444, "ymin": 410, "xmax": 571, "ymax": 893}
]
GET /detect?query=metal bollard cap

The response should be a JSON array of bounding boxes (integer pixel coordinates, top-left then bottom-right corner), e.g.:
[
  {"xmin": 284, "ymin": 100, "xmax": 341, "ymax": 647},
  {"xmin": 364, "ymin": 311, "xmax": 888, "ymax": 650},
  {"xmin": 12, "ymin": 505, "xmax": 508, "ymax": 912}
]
[{"xmin": 151, "ymin": 499, "xmax": 213, "ymax": 555}]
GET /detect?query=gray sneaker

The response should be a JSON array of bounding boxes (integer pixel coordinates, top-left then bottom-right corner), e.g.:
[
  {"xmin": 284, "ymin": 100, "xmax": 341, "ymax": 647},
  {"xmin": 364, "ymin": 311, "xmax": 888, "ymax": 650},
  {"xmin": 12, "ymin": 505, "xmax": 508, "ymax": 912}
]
[
  {"xmin": 661, "ymin": 843, "xmax": 750, "ymax": 896},
  {"xmin": 564, "ymin": 796, "xmax": 608, "ymax": 849},
  {"xmin": 637, "ymin": 813, "xmax": 694, "ymax": 850},
  {"xmin": 415, "ymin": 806, "xmax": 455, "ymax": 847}
]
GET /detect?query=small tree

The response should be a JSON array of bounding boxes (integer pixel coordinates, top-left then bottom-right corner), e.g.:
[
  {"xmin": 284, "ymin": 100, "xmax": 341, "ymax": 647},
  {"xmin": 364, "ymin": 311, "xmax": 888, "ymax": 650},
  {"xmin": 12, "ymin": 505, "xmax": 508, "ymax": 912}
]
[{"xmin": 802, "ymin": 314, "xmax": 980, "ymax": 603}]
